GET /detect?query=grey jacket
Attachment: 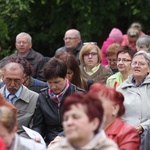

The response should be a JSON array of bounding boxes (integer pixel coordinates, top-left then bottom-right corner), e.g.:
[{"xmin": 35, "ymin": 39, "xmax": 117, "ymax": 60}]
[
  {"xmin": 0, "ymin": 85, "xmax": 39, "ymax": 138},
  {"xmin": 117, "ymin": 74, "xmax": 150, "ymax": 131},
  {"xmin": 10, "ymin": 134, "xmax": 46, "ymax": 150},
  {"xmin": 48, "ymin": 131, "xmax": 118, "ymax": 150}
]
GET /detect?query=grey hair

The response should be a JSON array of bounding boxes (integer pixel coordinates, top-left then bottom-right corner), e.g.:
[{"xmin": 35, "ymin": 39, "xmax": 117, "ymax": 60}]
[
  {"xmin": 16, "ymin": 32, "xmax": 32, "ymax": 43},
  {"xmin": 133, "ymin": 50, "xmax": 150, "ymax": 66},
  {"xmin": 136, "ymin": 35, "xmax": 150, "ymax": 51}
]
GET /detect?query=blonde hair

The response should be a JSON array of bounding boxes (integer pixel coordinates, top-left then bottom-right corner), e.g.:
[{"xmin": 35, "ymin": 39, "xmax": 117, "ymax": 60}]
[
  {"xmin": 0, "ymin": 106, "xmax": 16, "ymax": 133},
  {"xmin": 79, "ymin": 44, "xmax": 102, "ymax": 65},
  {"xmin": 106, "ymin": 43, "xmax": 120, "ymax": 56}
]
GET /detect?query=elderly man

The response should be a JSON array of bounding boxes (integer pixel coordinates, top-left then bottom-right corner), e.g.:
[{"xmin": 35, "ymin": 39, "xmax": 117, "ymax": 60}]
[
  {"xmin": 0, "ymin": 62, "xmax": 39, "ymax": 138},
  {"xmin": 55, "ymin": 29, "xmax": 82, "ymax": 64},
  {"xmin": 11, "ymin": 32, "xmax": 46, "ymax": 81}
]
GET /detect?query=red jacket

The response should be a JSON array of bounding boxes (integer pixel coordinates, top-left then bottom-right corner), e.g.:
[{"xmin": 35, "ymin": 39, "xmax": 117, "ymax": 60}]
[{"xmin": 105, "ymin": 117, "xmax": 140, "ymax": 150}]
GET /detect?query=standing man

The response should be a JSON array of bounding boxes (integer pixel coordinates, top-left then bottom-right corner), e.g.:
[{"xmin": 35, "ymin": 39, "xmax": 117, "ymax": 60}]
[
  {"xmin": 11, "ymin": 32, "xmax": 46, "ymax": 81},
  {"xmin": 0, "ymin": 62, "xmax": 39, "ymax": 138},
  {"xmin": 55, "ymin": 29, "xmax": 83, "ymax": 64}
]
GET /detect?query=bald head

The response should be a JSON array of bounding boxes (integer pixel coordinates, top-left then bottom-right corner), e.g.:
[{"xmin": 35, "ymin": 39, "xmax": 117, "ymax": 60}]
[
  {"xmin": 2, "ymin": 62, "xmax": 24, "ymax": 94},
  {"xmin": 64, "ymin": 29, "xmax": 81, "ymax": 51},
  {"xmin": 3, "ymin": 62, "xmax": 24, "ymax": 74}
]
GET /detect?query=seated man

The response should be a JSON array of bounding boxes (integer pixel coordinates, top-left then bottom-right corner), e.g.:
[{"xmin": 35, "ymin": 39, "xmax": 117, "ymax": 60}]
[
  {"xmin": 0, "ymin": 62, "xmax": 39, "ymax": 138},
  {"xmin": 32, "ymin": 57, "xmax": 85, "ymax": 145},
  {"xmin": 11, "ymin": 32, "xmax": 46, "ymax": 81},
  {"xmin": 55, "ymin": 29, "xmax": 83, "ymax": 64}
]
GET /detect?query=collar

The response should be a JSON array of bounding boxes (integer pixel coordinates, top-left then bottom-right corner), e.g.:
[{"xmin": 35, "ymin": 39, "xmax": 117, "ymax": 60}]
[
  {"xmin": 5, "ymin": 86, "xmax": 23, "ymax": 99},
  {"xmin": 84, "ymin": 64, "xmax": 100, "ymax": 75},
  {"xmin": 131, "ymin": 76, "xmax": 147, "ymax": 87}
]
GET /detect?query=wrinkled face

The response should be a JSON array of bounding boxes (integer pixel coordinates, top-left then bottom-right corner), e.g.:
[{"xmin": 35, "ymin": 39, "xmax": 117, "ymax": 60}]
[
  {"xmin": 131, "ymin": 55, "xmax": 150, "ymax": 80},
  {"xmin": 83, "ymin": 48, "xmax": 98, "ymax": 69},
  {"xmin": 2, "ymin": 69, "xmax": 24, "ymax": 94},
  {"xmin": 66, "ymin": 69, "xmax": 74, "ymax": 82},
  {"xmin": 117, "ymin": 52, "xmax": 132, "ymax": 73},
  {"xmin": 107, "ymin": 54, "xmax": 117, "ymax": 69},
  {"xmin": 64, "ymin": 31, "xmax": 80, "ymax": 50},
  {"xmin": 47, "ymin": 77, "xmax": 66, "ymax": 94},
  {"xmin": 63, "ymin": 104, "xmax": 97, "ymax": 146},
  {"xmin": 0, "ymin": 124, "xmax": 15, "ymax": 149},
  {"xmin": 15, "ymin": 36, "xmax": 32, "ymax": 55}
]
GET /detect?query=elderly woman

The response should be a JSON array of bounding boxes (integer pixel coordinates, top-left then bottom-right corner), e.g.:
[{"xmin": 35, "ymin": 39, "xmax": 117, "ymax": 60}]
[
  {"xmin": 89, "ymin": 83, "xmax": 140, "ymax": 150},
  {"xmin": 106, "ymin": 43, "xmax": 120, "ymax": 74},
  {"xmin": 117, "ymin": 50, "xmax": 150, "ymax": 137},
  {"xmin": 136, "ymin": 35, "xmax": 150, "ymax": 52},
  {"xmin": 79, "ymin": 43, "xmax": 112, "ymax": 84},
  {"xmin": 48, "ymin": 92, "xmax": 118, "ymax": 150},
  {"xmin": 106, "ymin": 46, "xmax": 136, "ymax": 88}
]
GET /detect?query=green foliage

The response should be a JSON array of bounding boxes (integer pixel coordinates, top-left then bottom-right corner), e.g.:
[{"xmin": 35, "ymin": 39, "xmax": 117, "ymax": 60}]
[{"xmin": 0, "ymin": 0, "xmax": 150, "ymax": 58}]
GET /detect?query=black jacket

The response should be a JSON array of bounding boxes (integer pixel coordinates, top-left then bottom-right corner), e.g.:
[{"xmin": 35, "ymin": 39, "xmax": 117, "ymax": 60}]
[{"xmin": 32, "ymin": 84, "xmax": 85, "ymax": 145}]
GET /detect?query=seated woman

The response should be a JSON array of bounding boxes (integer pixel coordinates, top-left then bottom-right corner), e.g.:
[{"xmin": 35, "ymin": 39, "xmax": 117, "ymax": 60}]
[
  {"xmin": 106, "ymin": 46, "xmax": 136, "ymax": 88},
  {"xmin": 117, "ymin": 50, "xmax": 150, "ymax": 139},
  {"xmin": 122, "ymin": 27, "xmax": 140, "ymax": 51},
  {"xmin": 89, "ymin": 83, "xmax": 140, "ymax": 150},
  {"xmin": 55, "ymin": 51, "xmax": 89, "ymax": 90},
  {"xmin": 79, "ymin": 43, "xmax": 112, "ymax": 84},
  {"xmin": 48, "ymin": 92, "xmax": 118, "ymax": 150},
  {"xmin": 106, "ymin": 43, "xmax": 121, "ymax": 74},
  {"xmin": 0, "ymin": 106, "xmax": 46, "ymax": 150},
  {"xmin": 136, "ymin": 35, "xmax": 150, "ymax": 52}
]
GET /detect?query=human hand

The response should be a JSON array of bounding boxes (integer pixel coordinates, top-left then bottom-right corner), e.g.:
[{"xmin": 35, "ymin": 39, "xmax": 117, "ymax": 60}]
[
  {"xmin": 135, "ymin": 125, "xmax": 144, "ymax": 134},
  {"xmin": 32, "ymin": 136, "xmax": 41, "ymax": 143}
]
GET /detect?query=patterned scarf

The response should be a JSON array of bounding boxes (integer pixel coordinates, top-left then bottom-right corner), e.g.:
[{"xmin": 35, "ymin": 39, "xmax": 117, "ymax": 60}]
[{"xmin": 48, "ymin": 79, "xmax": 69, "ymax": 106}]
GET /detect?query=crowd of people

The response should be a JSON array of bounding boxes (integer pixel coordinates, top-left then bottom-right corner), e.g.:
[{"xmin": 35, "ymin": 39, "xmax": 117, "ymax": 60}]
[{"xmin": 0, "ymin": 22, "xmax": 150, "ymax": 150}]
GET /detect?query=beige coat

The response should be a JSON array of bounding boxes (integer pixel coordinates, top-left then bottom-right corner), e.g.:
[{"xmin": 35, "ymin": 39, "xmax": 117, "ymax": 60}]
[{"xmin": 48, "ymin": 132, "xmax": 119, "ymax": 150}]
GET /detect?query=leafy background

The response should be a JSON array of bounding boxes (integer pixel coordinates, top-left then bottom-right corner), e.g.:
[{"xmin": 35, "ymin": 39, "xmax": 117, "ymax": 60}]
[{"xmin": 0, "ymin": 0, "xmax": 150, "ymax": 59}]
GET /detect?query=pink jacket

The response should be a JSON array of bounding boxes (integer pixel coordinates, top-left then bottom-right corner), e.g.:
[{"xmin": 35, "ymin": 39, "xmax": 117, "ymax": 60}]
[{"xmin": 101, "ymin": 38, "xmax": 113, "ymax": 66}]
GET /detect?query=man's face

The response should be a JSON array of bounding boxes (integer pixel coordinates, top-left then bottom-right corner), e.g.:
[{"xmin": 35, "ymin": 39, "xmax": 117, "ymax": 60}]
[
  {"xmin": 2, "ymin": 69, "xmax": 24, "ymax": 94},
  {"xmin": 64, "ymin": 31, "xmax": 81, "ymax": 51},
  {"xmin": 15, "ymin": 36, "xmax": 32, "ymax": 55},
  {"xmin": 47, "ymin": 77, "xmax": 66, "ymax": 94}
]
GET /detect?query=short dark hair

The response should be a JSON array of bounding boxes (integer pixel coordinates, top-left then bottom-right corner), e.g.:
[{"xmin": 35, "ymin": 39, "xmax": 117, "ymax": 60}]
[
  {"xmin": 117, "ymin": 46, "xmax": 136, "ymax": 59},
  {"xmin": 44, "ymin": 57, "xmax": 67, "ymax": 80}
]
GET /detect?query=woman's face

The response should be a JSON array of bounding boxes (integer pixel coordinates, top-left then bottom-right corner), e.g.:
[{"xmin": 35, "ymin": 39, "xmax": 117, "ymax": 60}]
[
  {"xmin": 0, "ymin": 123, "xmax": 15, "ymax": 149},
  {"xmin": 131, "ymin": 55, "xmax": 150, "ymax": 80},
  {"xmin": 83, "ymin": 48, "xmax": 98, "ymax": 68},
  {"xmin": 117, "ymin": 52, "xmax": 132, "ymax": 73},
  {"xmin": 63, "ymin": 104, "xmax": 98, "ymax": 147},
  {"xmin": 98, "ymin": 95, "xmax": 119, "ymax": 126},
  {"xmin": 66, "ymin": 69, "xmax": 74, "ymax": 82}
]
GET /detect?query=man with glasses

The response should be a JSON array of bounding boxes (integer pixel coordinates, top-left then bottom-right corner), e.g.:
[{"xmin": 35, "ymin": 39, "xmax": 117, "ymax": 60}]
[
  {"xmin": 11, "ymin": 32, "xmax": 46, "ymax": 81},
  {"xmin": 0, "ymin": 62, "xmax": 39, "ymax": 138},
  {"xmin": 55, "ymin": 29, "xmax": 83, "ymax": 64}
]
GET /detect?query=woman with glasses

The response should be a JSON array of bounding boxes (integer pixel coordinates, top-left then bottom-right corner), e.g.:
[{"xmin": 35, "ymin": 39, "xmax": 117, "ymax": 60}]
[
  {"xmin": 79, "ymin": 44, "xmax": 113, "ymax": 84},
  {"xmin": 117, "ymin": 51, "xmax": 150, "ymax": 139},
  {"xmin": 106, "ymin": 46, "xmax": 136, "ymax": 88}
]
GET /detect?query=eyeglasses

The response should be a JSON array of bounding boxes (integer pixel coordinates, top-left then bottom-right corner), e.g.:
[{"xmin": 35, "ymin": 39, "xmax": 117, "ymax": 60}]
[
  {"xmin": 107, "ymin": 59, "xmax": 117, "ymax": 63},
  {"xmin": 84, "ymin": 52, "xmax": 98, "ymax": 57},
  {"xmin": 16, "ymin": 41, "xmax": 29, "ymax": 45},
  {"xmin": 83, "ymin": 42, "xmax": 97, "ymax": 45},
  {"xmin": 131, "ymin": 61, "xmax": 148, "ymax": 66},
  {"xmin": 117, "ymin": 58, "xmax": 131, "ymax": 63},
  {"xmin": 63, "ymin": 37, "xmax": 78, "ymax": 41}
]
